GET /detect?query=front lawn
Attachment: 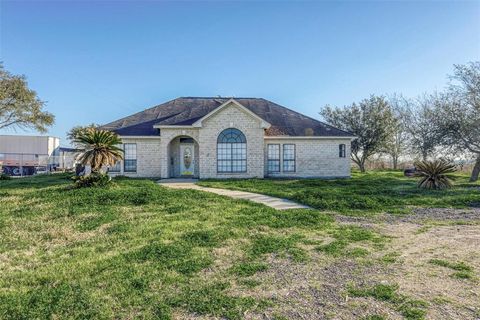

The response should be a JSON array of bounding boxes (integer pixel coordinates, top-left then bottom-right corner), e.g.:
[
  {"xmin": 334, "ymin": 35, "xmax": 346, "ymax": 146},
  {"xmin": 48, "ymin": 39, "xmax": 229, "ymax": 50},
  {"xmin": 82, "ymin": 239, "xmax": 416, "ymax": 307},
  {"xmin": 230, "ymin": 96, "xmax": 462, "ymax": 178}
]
[
  {"xmin": 198, "ymin": 171, "xmax": 480, "ymax": 215},
  {"xmin": 0, "ymin": 174, "xmax": 382, "ymax": 319},
  {"xmin": 1, "ymin": 173, "xmax": 478, "ymax": 319}
]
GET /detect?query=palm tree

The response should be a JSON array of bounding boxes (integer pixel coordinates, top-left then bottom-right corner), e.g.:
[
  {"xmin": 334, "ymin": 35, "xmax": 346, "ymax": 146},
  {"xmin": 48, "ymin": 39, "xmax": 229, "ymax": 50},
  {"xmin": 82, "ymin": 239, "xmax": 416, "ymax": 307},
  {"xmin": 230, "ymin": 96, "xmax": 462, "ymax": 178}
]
[
  {"xmin": 75, "ymin": 128, "xmax": 123, "ymax": 173},
  {"xmin": 414, "ymin": 159, "xmax": 456, "ymax": 190}
]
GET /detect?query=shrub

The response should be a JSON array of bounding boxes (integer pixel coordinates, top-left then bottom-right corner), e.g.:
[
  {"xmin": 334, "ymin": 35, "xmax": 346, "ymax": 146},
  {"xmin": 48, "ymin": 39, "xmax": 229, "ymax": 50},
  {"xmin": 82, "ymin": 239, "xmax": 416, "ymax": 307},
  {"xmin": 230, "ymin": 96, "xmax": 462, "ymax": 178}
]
[
  {"xmin": 74, "ymin": 128, "xmax": 123, "ymax": 173},
  {"xmin": 0, "ymin": 173, "xmax": 11, "ymax": 180},
  {"xmin": 72, "ymin": 173, "xmax": 111, "ymax": 188},
  {"xmin": 414, "ymin": 159, "xmax": 456, "ymax": 189}
]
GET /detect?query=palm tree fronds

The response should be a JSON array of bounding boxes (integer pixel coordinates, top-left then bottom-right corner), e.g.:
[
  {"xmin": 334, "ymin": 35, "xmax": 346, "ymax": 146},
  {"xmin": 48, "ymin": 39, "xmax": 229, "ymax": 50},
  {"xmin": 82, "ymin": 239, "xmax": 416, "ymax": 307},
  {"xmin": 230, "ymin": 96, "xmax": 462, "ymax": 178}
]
[
  {"xmin": 75, "ymin": 128, "xmax": 124, "ymax": 173},
  {"xmin": 414, "ymin": 159, "xmax": 456, "ymax": 190}
]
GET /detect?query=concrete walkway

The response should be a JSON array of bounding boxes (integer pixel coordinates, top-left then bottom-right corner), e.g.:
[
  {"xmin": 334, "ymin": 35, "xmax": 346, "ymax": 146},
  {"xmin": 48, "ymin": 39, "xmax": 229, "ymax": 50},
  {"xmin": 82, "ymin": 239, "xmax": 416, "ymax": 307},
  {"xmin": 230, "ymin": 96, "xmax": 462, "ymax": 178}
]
[{"xmin": 158, "ymin": 179, "xmax": 310, "ymax": 210}]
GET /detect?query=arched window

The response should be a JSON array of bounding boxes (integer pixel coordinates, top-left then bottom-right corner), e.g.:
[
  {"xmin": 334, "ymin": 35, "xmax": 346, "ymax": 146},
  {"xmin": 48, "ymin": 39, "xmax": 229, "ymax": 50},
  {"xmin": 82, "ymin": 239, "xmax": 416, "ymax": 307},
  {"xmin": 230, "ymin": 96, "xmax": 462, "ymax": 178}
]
[{"xmin": 217, "ymin": 128, "xmax": 247, "ymax": 173}]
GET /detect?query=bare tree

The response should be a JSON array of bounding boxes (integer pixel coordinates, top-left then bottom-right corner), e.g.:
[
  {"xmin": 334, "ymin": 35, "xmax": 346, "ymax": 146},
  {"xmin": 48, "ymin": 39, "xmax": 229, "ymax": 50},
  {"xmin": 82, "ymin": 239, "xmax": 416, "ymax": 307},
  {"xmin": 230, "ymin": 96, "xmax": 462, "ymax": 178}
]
[
  {"xmin": 385, "ymin": 94, "xmax": 410, "ymax": 169},
  {"xmin": 404, "ymin": 94, "xmax": 440, "ymax": 161},
  {"xmin": 434, "ymin": 62, "xmax": 480, "ymax": 181}
]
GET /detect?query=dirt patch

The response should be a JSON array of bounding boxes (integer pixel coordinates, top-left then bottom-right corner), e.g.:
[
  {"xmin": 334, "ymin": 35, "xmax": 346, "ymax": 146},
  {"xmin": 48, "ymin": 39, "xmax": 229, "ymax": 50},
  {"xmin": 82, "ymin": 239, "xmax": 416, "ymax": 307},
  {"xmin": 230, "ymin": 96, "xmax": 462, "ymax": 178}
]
[
  {"xmin": 380, "ymin": 222, "xmax": 480, "ymax": 319},
  {"xmin": 335, "ymin": 207, "xmax": 480, "ymax": 225},
  {"xmin": 236, "ymin": 253, "xmax": 402, "ymax": 320},
  {"xmin": 392, "ymin": 207, "xmax": 480, "ymax": 223},
  {"xmin": 237, "ymin": 209, "xmax": 480, "ymax": 319}
]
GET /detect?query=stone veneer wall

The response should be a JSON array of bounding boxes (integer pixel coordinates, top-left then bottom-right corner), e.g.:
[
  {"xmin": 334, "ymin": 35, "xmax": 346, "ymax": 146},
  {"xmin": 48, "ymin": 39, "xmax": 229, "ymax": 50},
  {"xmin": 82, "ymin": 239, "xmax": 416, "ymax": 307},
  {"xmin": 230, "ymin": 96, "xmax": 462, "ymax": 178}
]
[
  {"xmin": 198, "ymin": 102, "xmax": 265, "ymax": 179},
  {"xmin": 264, "ymin": 138, "xmax": 351, "ymax": 178},
  {"xmin": 110, "ymin": 137, "xmax": 162, "ymax": 178},
  {"xmin": 159, "ymin": 128, "xmax": 200, "ymax": 178}
]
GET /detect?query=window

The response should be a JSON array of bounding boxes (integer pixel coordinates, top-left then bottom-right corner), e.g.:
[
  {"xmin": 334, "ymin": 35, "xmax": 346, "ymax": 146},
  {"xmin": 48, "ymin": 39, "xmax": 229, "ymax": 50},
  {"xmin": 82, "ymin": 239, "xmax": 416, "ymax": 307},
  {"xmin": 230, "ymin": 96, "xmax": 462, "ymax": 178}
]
[
  {"xmin": 124, "ymin": 143, "xmax": 137, "ymax": 172},
  {"xmin": 267, "ymin": 144, "xmax": 280, "ymax": 173},
  {"xmin": 109, "ymin": 161, "xmax": 121, "ymax": 172},
  {"xmin": 339, "ymin": 144, "xmax": 346, "ymax": 158},
  {"xmin": 217, "ymin": 128, "xmax": 247, "ymax": 173},
  {"xmin": 283, "ymin": 144, "xmax": 296, "ymax": 172},
  {"xmin": 180, "ymin": 137, "xmax": 194, "ymax": 144},
  {"xmin": 108, "ymin": 144, "xmax": 122, "ymax": 172}
]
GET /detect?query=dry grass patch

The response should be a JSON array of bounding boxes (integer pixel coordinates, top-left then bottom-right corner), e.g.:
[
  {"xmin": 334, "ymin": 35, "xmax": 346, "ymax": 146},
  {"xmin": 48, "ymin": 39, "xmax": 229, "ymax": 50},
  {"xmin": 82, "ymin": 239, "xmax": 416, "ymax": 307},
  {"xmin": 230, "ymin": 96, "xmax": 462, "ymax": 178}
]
[{"xmin": 379, "ymin": 222, "xmax": 480, "ymax": 319}]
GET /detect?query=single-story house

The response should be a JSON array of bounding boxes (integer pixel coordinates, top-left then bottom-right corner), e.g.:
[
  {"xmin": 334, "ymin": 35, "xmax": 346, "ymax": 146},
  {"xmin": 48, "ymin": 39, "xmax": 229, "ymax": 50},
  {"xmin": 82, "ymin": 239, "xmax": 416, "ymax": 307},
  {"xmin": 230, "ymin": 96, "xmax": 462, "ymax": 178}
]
[{"xmin": 100, "ymin": 97, "xmax": 354, "ymax": 179}]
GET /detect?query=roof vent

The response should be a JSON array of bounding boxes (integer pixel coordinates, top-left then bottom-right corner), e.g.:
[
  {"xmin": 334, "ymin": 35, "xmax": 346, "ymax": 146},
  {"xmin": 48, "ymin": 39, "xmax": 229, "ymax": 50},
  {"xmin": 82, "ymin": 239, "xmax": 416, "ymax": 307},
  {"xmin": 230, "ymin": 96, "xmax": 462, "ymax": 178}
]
[{"xmin": 304, "ymin": 128, "xmax": 314, "ymax": 136}]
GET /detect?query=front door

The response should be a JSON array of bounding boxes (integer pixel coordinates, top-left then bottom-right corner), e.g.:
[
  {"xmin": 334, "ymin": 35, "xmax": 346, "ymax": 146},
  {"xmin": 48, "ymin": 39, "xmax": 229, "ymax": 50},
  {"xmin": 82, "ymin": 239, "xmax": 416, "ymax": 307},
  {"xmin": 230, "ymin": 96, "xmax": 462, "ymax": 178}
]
[{"xmin": 180, "ymin": 144, "xmax": 194, "ymax": 176}]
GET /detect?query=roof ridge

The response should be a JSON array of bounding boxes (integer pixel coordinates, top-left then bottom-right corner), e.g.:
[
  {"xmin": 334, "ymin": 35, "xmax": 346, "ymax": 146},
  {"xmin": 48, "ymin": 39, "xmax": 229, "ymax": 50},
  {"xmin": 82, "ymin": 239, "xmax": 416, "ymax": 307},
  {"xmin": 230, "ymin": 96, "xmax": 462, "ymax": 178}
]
[
  {"xmin": 180, "ymin": 96, "xmax": 262, "ymax": 100},
  {"xmin": 259, "ymin": 98, "xmax": 355, "ymax": 136},
  {"xmin": 100, "ymin": 98, "xmax": 180, "ymax": 127}
]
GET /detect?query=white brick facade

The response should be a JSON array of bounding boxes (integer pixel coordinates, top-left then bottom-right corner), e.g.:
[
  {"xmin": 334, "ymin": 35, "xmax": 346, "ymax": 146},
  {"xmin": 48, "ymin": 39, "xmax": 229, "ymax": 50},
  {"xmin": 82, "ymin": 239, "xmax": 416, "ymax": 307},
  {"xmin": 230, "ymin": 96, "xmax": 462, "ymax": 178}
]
[
  {"xmin": 264, "ymin": 138, "xmax": 351, "ymax": 178},
  {"xmin": 110, "ymin": 137, "xmax": 162, "ymax": 178},
  {"xmin": 109, "ymin": 102, "xmax": 352, "ymax": 179},
  {"xmin": 197, "ymin": 103, "xmax": 265, "ymax": 179}
]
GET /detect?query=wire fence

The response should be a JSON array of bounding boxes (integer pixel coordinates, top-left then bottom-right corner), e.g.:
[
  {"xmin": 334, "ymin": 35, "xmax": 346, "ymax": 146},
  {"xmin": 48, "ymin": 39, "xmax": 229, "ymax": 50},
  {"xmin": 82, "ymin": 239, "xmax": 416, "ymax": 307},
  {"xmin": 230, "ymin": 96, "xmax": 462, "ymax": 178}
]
[{"xmin": 0, "ymin": 153, "xmax": 78, "ymax": 176}]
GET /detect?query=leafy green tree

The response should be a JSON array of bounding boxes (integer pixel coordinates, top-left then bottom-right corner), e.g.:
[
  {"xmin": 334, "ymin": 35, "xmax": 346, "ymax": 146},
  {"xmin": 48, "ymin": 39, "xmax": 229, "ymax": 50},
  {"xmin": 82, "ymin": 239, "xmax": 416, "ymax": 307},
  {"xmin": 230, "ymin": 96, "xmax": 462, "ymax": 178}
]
[
  {"xmin": 434, "ymin": 62, "xmax": 480, "ymax": 181},
  {"xmin": 321, "ymin": 95, "xmax": 397, "ymax": 172},
  {"xmin": 0, "ymin": 64, "xmax": 54, "ymax": 132},
  {"xmin": 75, "ymin": 128, "xmax": 123, "ymax": 174},
  {"xmin": 67, "ymin": 123, "xmax": 98, "ymax": 147}
]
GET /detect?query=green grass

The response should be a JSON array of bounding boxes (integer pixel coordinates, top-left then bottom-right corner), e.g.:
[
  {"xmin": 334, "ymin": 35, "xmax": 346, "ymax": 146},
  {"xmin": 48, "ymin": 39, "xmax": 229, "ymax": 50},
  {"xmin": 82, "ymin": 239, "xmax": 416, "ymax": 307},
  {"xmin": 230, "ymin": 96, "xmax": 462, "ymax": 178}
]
[
  {"xmin": 429, "ymin": 259, "xmax": 475, "ymax": 280},
  {"xmin": 428, "ymin": 259, "xmax": 473, "ymax": 272},
  {"xmin": 361, "ymin": 316, "xmax": 387, "ymax": 320},
  {"xmin": 0, "ymin": 174, "xmax": 384, "ymax": 319},
  {"xmin": 382, "ymin": 251, "xmax": 401, "ymax": 264},
  {"xmin": 230, "ymin": 262, "xmax": 269, "ymax": 277},
  {"xmin": 198, "ymin": 171, "xmax": 480, "ymax": 215},
  {"xmin": 316, "ymin": 225, "xmax": 385, "ymax": 257},
  {"xmin": 348, "ymin": 283, "xmax": 428, "ymax": 320}
]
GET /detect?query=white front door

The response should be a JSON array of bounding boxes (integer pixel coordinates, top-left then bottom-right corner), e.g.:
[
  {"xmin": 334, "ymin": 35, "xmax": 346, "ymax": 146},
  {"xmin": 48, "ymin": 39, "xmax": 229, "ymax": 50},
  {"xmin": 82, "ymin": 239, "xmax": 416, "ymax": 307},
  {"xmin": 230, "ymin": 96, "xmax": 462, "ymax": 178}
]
[{"xmin": 180, "ymin": 144, "xmax": 194, "ymax": 176}]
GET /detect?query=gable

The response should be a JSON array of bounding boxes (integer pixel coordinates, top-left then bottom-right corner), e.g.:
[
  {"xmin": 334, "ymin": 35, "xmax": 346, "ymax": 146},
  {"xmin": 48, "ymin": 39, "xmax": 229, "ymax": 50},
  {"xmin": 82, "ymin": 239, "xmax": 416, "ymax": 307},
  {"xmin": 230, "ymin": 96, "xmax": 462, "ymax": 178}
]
[
  {"xmin": 197, "ymin": 101, "xmax": 265, "ymax": 131},
  {"xmin": 192, "ymin": 99, "xmax": 270, "ymax": 129}
]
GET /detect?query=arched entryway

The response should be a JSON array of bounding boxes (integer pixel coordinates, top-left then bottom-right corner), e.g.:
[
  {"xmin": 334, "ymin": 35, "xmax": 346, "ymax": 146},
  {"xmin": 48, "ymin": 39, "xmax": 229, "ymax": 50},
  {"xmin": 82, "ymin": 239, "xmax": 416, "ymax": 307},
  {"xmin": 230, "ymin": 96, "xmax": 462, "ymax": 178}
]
[{"xmin": 167, "ymin": 136, "xmax": 199, "ymax": 178}]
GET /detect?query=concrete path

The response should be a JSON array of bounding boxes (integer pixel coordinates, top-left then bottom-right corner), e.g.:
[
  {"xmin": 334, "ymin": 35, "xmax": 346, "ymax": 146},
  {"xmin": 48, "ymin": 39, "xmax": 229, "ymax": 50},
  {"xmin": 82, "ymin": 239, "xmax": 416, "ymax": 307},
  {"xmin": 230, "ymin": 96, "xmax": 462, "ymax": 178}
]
[{"xmin": 158, "ymin": 179, "xmax": 310, "ymax": 210}]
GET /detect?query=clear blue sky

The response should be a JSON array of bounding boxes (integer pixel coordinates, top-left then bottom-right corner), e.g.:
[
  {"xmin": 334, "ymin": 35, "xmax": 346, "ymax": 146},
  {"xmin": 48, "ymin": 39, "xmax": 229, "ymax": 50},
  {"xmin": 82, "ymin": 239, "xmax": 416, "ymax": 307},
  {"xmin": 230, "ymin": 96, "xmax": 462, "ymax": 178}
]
[{"xmin": 1, "ymin": 1, "xmax": 479, "ymax": 145}]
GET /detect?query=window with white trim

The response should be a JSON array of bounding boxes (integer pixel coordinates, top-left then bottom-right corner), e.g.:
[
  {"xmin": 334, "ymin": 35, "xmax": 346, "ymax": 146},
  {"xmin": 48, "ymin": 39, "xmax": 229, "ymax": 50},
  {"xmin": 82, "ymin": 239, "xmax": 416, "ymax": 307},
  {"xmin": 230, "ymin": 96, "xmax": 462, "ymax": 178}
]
[
  {"xmin": 217, "ymin": 128, "xmax": 247, "ymax": 173},
  {"xmin": 124, "ymin": 143, "xmax": 137, "ymax": 172},
  {"xmin": 267, "ymin": 144, "xmax": 280, "ymax": 173},
  {"xmin": 282, "ymin": 144, "xmax": 296, "ymax": 172}
]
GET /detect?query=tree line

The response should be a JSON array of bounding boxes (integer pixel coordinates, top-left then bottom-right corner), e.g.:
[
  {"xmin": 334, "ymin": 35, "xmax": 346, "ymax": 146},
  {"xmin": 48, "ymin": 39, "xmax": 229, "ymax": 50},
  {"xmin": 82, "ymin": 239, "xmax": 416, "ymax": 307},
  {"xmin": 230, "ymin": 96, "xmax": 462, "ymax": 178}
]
[{"xmin": 320, "ymin": 62, "xmax": 480, "ymax": 182}]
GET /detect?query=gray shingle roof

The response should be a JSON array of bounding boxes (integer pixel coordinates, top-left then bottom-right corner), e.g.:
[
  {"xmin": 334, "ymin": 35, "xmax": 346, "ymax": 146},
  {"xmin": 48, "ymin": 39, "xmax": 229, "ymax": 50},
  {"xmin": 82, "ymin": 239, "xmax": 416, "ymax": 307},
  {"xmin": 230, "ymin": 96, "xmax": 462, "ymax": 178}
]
[{"xmin": 100, "ymin": 97, "xmax": 354, "ymax": 137}]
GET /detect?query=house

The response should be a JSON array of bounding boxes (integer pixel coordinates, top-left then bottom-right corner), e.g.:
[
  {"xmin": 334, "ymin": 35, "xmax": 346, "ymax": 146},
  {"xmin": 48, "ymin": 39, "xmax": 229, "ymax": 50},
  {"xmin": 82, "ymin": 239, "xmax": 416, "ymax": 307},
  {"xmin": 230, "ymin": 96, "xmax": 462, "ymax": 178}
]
[{"xmin": 100, "ymin": 97, "xmax": 354, "ymax": 179}]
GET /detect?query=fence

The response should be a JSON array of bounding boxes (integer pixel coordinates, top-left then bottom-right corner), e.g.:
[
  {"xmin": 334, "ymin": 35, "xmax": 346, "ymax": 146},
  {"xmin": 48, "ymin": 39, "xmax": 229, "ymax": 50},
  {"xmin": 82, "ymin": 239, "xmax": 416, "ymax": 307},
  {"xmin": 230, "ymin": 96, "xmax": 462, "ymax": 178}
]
[{"xmin": 0, "ymin": 153, "xmax": 78, "ymax": 176}]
